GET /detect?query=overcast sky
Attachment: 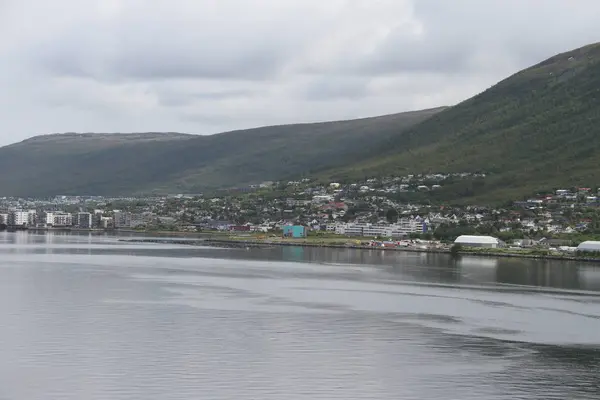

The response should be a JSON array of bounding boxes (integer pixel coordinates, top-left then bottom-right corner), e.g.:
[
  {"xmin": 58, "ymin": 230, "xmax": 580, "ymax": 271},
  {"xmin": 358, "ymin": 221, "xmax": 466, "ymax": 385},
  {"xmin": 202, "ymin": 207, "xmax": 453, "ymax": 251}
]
[{"xmin": 0, "ymin": 0, "xmax": 598, "ymax": 145}]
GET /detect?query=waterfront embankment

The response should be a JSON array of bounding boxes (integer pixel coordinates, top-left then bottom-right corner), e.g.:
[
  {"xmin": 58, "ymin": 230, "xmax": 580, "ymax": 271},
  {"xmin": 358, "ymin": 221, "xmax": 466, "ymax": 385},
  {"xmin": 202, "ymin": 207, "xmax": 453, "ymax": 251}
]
[{"xmin": 118, "ymin": 237, "xmax": 600, "ymax": 264}]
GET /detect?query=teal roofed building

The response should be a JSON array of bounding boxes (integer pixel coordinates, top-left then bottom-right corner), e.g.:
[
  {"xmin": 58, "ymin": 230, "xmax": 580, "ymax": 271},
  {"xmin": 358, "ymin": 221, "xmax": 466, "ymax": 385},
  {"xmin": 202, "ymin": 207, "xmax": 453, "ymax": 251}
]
[{"xmin": 283, "ymin": 225, "xmax": 307, "ymax": 238}]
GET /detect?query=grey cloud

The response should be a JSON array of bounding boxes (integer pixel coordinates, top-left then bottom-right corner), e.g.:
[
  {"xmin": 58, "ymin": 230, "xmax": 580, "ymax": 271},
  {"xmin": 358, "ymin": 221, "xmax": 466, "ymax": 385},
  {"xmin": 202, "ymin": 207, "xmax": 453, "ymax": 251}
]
[
  {"xmin": 303, "ymin": 76, "xmax": 369, "ymax": 101},
  {"xmin": 32, "ymin": 2, "xmax": 314, "ymax": 83},
  {"xmin": 318, "ymin": 0, "xmax": 600, "ymax": 78},
  {"xmin": 37, "ymin": 31, "xmax": 289, "ymax": 82},
  {"xmin": 157, "ymin": 89, "xmax": 257, "ymax": 107},
  {"xmin": 357, "ymin": 32, "xmax": 474, "ymax": 76},
  {"xmin": 1, "ymin": 0, "xmax": 600, "ymax": 146},
  {"xmin": 406, "ymin": 0, "xmax": 600, "ymax": 71}
]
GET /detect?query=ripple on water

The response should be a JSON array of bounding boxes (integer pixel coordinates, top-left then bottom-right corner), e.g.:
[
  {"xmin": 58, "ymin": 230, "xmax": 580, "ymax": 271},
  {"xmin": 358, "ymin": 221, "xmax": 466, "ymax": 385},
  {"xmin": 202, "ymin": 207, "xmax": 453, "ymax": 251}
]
[{"xmin": 1, "ymin": 236, "xmax": 600, "ymax": 399}]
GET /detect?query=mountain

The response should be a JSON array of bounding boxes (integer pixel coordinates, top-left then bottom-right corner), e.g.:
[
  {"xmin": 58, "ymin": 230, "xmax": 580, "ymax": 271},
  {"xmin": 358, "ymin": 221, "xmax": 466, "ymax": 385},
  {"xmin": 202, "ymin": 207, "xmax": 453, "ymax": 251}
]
[
  {"xmin": 0, "ymin": 108, "xmax": 444, "ymax": 197},
  {"xmin": 3, "ymin": 42, "xmax": 598, "ymax": 201},
  {"xmin": 323, "ymin": 42, "xmax": 600, "ymax": 203}
]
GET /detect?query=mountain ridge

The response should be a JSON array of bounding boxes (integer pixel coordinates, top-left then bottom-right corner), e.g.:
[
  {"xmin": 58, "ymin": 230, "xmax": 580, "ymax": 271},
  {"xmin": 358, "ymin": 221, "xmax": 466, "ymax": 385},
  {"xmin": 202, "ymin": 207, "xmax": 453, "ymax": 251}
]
[
  {"xmin": 320, "ymin": 41, "xmax": 600, "ymax": 203},
  {"xmin": 0, "ymin": 107, "xmax": 446, "ymax": 197},
  {"xmin": 2, "ymin": 41, "xmax": 599, "ymax": 202}
]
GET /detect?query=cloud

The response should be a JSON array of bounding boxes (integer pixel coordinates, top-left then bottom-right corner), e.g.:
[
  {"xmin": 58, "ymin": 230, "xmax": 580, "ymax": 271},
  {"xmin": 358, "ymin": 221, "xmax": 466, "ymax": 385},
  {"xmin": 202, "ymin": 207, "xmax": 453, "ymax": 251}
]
[{"xmin": 0, "ymin": 0, "xmax": 599, "ymax": 144}]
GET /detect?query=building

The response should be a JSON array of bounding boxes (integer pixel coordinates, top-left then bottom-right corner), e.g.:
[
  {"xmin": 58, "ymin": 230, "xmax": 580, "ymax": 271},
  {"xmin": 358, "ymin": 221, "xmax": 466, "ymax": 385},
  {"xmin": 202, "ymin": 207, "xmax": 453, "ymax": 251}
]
[
  {"xmin": 283, "ymin": 225, "xmax": 307, "ymax": 238},
  {"xmin": 99, "ymin": 216, "xmax": 113, "ymax": 229},
  {"xmin": 113, "ymin": 211, "xmax": 132, "ymax": 228},
  {"xmin": 362, "ymin": 224, "xmax": 391, "ymax": 237},
  {"xmin": 286, "ymin": 199, "xmax": 312, "ymax": 207},
  {"xmin": 577, "ymin": 241, "xmax": 600, "ymax": 253},
  {"xmin": 93, "ymin": 210, "xmax": 104, "ymax": 228},
  {"xmin": 454, "ymin": 235, "xmax": 503, "ymax": 248},
  {"xmin": 341, "ymin": 224, "xmax": 363, "ymax": 236},
  {"xmin": 27, "ymin": 210, "xmax": 37, "ymax": 226},
  {"xmin": 45, "ymin": 212, "xmax": 56, "ymax": 226},
  {"xmin": 312, "ymin": 195, "xmax": 334, "ymax": 204},
  {"xmin": 74, "ymin": 212, "xmax": 93, "ymax": 229},
  {"xmin": 390, "ymin": 218, "xmax": 427, "ymax": 237},
  {"xmin": 45, "ymin": 212, "xmax": 73, "ymax": 227},
  {"xmin": 230, "ymin": 225, "xmax": 251, "ymax": 232},
  {"xmin": 329, "ymin": 219, "xmax": 426, "ymax": 238},
  {"xmin": 8, "ymin": 210, "xmax": 29, "ymax": 226},
  {"xmin": 55, "ymin": 213, "xmax": 73, "ymax": 227}
]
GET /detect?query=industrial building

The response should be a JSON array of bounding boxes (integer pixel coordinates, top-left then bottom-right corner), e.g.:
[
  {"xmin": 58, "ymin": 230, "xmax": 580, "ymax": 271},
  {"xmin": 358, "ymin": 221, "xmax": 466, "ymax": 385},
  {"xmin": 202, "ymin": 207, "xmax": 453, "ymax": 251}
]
[
  {"xmin": 454, "ymin": 235, "xmax": 504, "ymax": 248},
  {"xmin": 576, "ymin": 241, "xmax": 600, "ymax": 252}
]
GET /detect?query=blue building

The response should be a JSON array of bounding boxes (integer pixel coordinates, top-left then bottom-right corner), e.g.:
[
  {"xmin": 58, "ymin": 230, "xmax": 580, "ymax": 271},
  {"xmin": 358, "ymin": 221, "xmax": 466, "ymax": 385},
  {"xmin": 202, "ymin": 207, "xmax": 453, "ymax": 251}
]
[{"xmin": 282, "ymin": 225, "xmax": 307, "ymax": 238}]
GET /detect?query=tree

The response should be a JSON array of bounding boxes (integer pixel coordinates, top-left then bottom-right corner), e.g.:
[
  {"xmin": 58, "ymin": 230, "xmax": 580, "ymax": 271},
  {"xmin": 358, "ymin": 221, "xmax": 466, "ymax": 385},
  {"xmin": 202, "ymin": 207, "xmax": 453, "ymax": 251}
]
[
  {"xmin": 450, "ymin": 243, "xmax": 463, "ymax": 256},
  {"xmin": 327, "ymin": 210, "xmax": 334, "ymax": 221},
  {"xmin": 386, "ymin": 208, "xmax": 399, "ymax": 223}
]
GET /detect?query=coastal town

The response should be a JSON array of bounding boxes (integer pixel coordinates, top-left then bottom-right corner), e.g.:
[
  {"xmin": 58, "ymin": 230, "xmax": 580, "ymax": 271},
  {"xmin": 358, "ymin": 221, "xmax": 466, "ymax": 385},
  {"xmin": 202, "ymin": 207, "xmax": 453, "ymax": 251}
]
[{"xmin": 1, "ymin": 172, "xmax": 600, "ymax": 257}]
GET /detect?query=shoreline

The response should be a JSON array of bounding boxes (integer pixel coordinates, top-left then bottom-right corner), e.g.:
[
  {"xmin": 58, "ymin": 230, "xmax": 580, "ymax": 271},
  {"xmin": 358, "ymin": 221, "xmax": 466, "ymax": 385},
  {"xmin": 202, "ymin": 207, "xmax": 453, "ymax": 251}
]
[
  {"xmin": 15, "ymin": 228, "xmax": 600, "ymax": 264},
  {"xmin": 119, "ymin": 237, "xmax": 600, "ymax": 264}
]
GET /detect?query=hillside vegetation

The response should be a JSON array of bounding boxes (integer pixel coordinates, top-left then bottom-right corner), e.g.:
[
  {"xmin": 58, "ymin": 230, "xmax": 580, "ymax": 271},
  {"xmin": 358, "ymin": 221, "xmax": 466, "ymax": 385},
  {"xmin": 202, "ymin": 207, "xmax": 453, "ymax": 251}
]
[
  {"xmin": 325, "ymin": 42, "xmax": 600, "ymax": 203},
  {"xmin": 2, "ymin": 42, "xmax": 599, "ymax": 201},
  {"xmin": 0, "ymin": 108, "xmax": 444, "ymax": 197}
]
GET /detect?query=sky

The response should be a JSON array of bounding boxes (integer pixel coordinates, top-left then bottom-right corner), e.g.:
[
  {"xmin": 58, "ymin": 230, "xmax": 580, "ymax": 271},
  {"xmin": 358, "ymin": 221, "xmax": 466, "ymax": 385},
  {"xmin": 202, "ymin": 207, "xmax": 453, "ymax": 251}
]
[{"xmin": 0, "ymin": 0, "xmax": 598, "ymax": 146}]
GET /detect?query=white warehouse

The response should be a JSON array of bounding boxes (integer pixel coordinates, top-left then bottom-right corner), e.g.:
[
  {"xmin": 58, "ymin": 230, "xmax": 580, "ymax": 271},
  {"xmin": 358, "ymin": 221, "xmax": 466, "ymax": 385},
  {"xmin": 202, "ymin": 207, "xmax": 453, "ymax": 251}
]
[
  {"xmin": 454, "ymin": 235, "xmax": 504, "ymax": 248},
  {"xmin": 576, "ymin": 241, "xmax": 600, "ymax": 252}
]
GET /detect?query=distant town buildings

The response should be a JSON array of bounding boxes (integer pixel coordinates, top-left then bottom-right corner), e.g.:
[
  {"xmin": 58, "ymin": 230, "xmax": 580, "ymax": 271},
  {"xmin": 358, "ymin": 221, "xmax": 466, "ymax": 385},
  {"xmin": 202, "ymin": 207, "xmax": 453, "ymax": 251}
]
[{"xmin": 0, "ymin": 171, "xmax": 597, "ymax": 256}]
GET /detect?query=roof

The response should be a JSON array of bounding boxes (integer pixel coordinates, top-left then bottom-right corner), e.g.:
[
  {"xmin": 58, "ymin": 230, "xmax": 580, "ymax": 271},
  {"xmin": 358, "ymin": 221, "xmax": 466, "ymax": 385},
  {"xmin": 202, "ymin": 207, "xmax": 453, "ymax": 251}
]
[
  {"xmin": 454, "ymin": 235, "xmax": 500, "ymax": 244},
  {"xmin": 577, "ymin": 241, "xmax": 600, "ymax": 250}
]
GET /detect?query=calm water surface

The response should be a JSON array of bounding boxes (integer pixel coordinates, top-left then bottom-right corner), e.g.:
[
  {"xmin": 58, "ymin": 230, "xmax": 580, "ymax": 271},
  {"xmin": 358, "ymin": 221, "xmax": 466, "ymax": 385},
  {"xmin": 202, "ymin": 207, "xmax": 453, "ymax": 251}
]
[{"xmin": 1, "ymin": 231, "xmax": 599, "ymax": 399}]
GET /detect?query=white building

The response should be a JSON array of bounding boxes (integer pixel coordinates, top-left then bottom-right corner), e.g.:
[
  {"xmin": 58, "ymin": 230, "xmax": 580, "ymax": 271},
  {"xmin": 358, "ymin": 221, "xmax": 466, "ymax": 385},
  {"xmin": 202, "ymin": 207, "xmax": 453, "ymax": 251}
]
[
  {"xmin": 312, "ymin": 195, "xmax": 333, "ymax": 204},
  {"xmin": 342, "ymin": 224, "xmax": 364, "ymax": 236},
  {"xmin": 286, "ymin": 199, "xmax": 312, "ymax": 207},
  {"xmin": 330, "ymin": 218, "xmax": 426, "ymax": 238},
  {"xmin": 362, "ymin": 224, "xmax": 391, "ymax": 237},
  {"xmin": 577, "ymin": 241, "xmax": 600, "ymax": 252},
  {"xmin": 454, "ymin": 235, "xmax": 503, "ymax": 248},
  {"xmin": 8, "ymin": 210, "xmax": 29, "ymax": 226},
  {"xmin": 391, "ymin": 218, "xmax": 426, "ymax": 237},
  {"xmin": 45, "ymin": 212, "xmax": 56, "ymax": 225},
  {"xmin": 46, "ymin": 212, "xmax": 73, "ymax": 227}
]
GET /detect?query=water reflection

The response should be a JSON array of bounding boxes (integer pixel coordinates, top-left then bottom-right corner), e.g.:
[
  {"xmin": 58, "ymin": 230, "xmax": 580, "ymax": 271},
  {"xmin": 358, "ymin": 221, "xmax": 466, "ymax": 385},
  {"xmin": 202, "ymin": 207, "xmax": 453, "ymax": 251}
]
[
  {"xmin": 2, "ymin": 232, "xmax": 600, "ymax": 293},
  {"xmin": 1, "ymin": 231, "xmax": 600, "ymax": 400}
]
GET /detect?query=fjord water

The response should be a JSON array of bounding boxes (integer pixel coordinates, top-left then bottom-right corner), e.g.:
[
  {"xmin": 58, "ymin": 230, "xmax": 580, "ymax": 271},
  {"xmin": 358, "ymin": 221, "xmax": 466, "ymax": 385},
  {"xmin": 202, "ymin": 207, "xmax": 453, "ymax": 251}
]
[{"xmin": 1, "ymin": 232, "xmax": 599, "ymax": 399}]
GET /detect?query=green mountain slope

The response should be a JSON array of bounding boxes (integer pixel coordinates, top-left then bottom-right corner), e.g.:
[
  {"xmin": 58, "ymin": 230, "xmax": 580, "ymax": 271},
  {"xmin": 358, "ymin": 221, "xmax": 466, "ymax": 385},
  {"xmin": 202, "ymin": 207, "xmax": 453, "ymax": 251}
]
[
  {"xmin": 325, "ymin": 42, "xmax": 600, "ymax": 203},
  {"xmin": 0, "ymin": 108, "xmax": 444, "ymax": 197}
]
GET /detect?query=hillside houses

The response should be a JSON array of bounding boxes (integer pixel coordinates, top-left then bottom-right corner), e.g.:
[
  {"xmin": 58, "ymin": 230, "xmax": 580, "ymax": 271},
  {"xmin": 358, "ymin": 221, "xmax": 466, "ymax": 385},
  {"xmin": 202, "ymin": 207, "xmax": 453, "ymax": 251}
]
[{"xmin": 1, "ymin": 174, "xmax": 600, "ymax": 243}]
